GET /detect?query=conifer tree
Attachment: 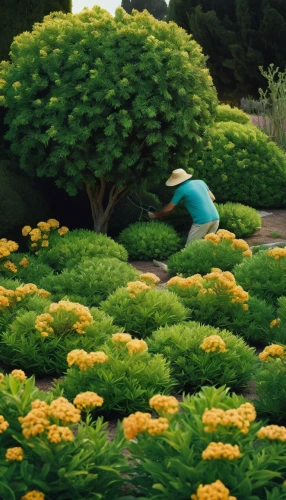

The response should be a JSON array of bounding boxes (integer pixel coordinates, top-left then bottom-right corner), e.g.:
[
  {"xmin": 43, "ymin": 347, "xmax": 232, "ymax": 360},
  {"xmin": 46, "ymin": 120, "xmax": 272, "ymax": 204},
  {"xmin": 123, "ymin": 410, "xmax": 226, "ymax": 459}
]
[{"xmin": 122, "ymin": 0, "xmax": 168, "ymax": 20}]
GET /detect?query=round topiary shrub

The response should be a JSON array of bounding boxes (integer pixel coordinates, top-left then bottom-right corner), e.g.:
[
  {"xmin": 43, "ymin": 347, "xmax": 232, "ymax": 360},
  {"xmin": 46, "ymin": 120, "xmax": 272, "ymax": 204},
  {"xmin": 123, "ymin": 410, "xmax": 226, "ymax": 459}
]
[
  {"xmin": 101, "ymin": 282, "xmax": 187, "ymax": 337},
  {"xmin": 57, "ymin": 340, "xmax": 174, "ymax": 415},
  {"xmin": 39, "ymin": 229, "xmax": 128, "ymax": 271},
  {"xmin": 216, "ymin": 202, "xmax": 261, "ymax": 237},
  {"xmin": 192, "ymin": 121, "xmax": 286, "ymax": 207},
  {"xmin": 216, "ymin": 104, "xmax": 251, "ymax": 124},
  {"xmin": 0, "ymin": 304, "xmax": 121, "ymax": 376},
  {"xmin": 148, "ymin": 321, "xmax": 256, "ymax": 391},
  {"xmin": 118, "ymin": 221, "xmax": 181, "ymax": 260},
  {"xmin": 41, "ymin": 257, "xmax": 139, "ymax": 306},
  {"xmin": 168, "ymin": 229, "xmax": 252, "ymax": 277},
  {"xmin": 234, "ymin": 247, "xmax": 286, "ymax": 306}
]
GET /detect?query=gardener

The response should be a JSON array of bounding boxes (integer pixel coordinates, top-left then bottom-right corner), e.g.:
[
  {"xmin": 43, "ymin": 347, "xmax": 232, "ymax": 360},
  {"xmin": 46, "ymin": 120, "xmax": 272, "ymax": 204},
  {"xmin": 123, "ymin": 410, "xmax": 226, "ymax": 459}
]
[{"xmin": 148, "ymin": 168, "xmax": 219, "ymax": 245}]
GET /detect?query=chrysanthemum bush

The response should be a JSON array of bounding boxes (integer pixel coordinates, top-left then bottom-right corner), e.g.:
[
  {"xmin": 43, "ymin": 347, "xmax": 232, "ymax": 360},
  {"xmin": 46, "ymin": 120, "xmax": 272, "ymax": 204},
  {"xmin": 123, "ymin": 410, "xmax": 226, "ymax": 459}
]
[
  {"xmin": 124, "ymin": 386, "xmax": 286, "ymax": 500},
  {"xmin": 0, "ymin": 371, "xmax": 127, "ymax": 499},
  {"xmin": 167, "ymin": 269, "xmax": 279, "ymax": 345},
  {"xmin": 216, "ymin": 104, "xmax": 251, "ymax": 125},
  {"xmin": 57, "ymin": 338, "xmax": 173, "ymax": 415},
  {"xmin": 168, "ymin": 230, "xmax": 252, "ymax": 277},
  {"xmin": 0, "ymin": 301, "xmax": 121, "ymax": 376},
  {"xmin": 234, "ymin": 247, "xmax": 286, "ymax": 306},
  {"xmin": 41, "ymin": 257, "xmax": 139, "ymax": 307},
  {"xmin": 22, "ymin": 218, "xmax": 69, "ymax": 255},
  {"xmin": 118, "ymin": 221, "xmax": 181, "ymax": 260},
  {"xmin": 148, "ymin": 322, "xmax": 256, "ymax": 391},
  {"xmin": 2, "ymin": 253, "xmax": 53, "ymax": 285},
  {"xmin": 101, "ymin": 279, "xmax": 187, "ymax": 337},
  {"xmin": 216, "ymin": 203, "xmax": 261, "ymax": 238},
  {"xmin": 0, "ymin": 237, "xmax": 19, "ymax": 275},
  {"xmin": 38, "ymin": 229, "xmax": 128, "ymax": 272}
]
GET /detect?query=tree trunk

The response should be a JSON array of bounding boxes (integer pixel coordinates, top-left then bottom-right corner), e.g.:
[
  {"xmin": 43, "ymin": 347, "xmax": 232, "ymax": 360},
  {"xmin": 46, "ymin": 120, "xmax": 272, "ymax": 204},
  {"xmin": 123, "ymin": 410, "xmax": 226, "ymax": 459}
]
[{"xmin": 86, "ymin": 179, "xmax": 128, "ymax": 233}]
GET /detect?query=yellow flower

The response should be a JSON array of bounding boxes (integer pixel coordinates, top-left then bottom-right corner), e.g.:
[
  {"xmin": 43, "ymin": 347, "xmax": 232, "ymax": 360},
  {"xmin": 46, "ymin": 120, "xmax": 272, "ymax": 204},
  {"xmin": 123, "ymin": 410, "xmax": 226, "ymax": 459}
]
[
  {"xmin": 216, "ymin": 229, "xmax": 236, "ymax": 241},
  {"xmin": 204, "ymin": 233, "xmax": 221, "ymax": 244},
  {"xmin": 200, "ymin": 335, "xmax": 226, "ymax": 353},
  {"xmin": 191, "ymin": 480, "xmax": 237, "ymax": 500},
  {"xmin": 112, "ymin": 333, "xmax": 132, "ymax": 344},
  {"xmin": 202, "ymin": 402, "xmax": 256, "ymax": 435},
  {"xmin": 47, "ymin": 218, "xmax": 60, "ymax": 228},
  {"xmin": 122, "ymin": 412, "xmax": 151, "ymax": 440},
  {"xmin": 257, "ymin": 425, "xmax": 286, "ymax": 442},
  {"xmin": 268, "ymin": 247, "xmax": 286, "ymax": 260},
  {"xmin": 41, "ymin": 240, "xmax": 49, "ymax": 248},
  {"xmin": 231, "ymin": 239, "xmax": 250, "ymax": 251},
  {"xmin": 67, "ymin": 349, "xmax": 108, "ymax": 371},
  {"xmin": 35, "ymin": 313, "xmax": 54, "ymax": 334},
  {"xmin": 47, "ymin": 424, "xmax": 74, "ymax": 443},
  {"xmin": 127, "ymin": 281, "xmax": 151, "ymax": 298},
  {"xmin": 48, "ymin": 397, "xmax": 81, "ymax": 424},
  {"xmin": 202, "ymin": 442, "xmax": 241, "ymax": 460},
  {"xmin": 21, "ymin": 491, "xmax": 45, "ymax": 500},
  {"xmin": 49, "ymin": 300, "xmax": 93, "ymax": 334},
  {"xmin": 73, "ymin": 392, "xmax": 104, "ymax": 411},
  {"xmin": 242, "ymin": 303, "xmax": 249, "ymax": 311},
  {"xmin": 259, "ymin": 344, "xmax": 284, "ymax": 361},
  {"xmin": 58, "ymin": 226, "xmax": 69, "ymax": 236},
  {"xmin": 31, "ymin": 243, "xmax": 38, "ymax": 248},
  {"xmin": 3, "ymin": 261, "xmax": 17, "ymax": 273},
  {"xmin": 42, "ymin": 234, "xmax": 49, "ymax": 240},
  {"xmin": 126, "ymin": 339, "xmax": 148, "ymax": 355},
  {"xmin": 37, "ymin": 222, "xmax": 50, "ymax": 232},
  {"xmin": 242, "ymin": 249, "xmax": 252, "ymax": 257},
  {"xmin": 19, "ymin": 400, "xmax": 50, "ymax": 439},
  {"xmin": 11, "ymin": 369, "xmax": 27, "ymax": 383},
  {"xmin": 0, "ymin": 373, "xmax": 4, "ymax": 382},
  {"xmin": 270, "ymin": 318, "xmax": 281, "ymax": 329},
  {"xmin": 140, "ymin": 273, "xmax": 160, "ymax": 285},
  {"xmin": 146, "ymin": 417, "xmax": 169, "ymax": 435},
  {"xmin": 29, "ymin": 228, "xmax": 42, "ymax": 242},
  {"xmin": 5, "ymin": 447, "xmax": 24, "ymax": 461},
  {"xmin": 22, "ymin": 226, "xmax": 32, "ymax": 237},
  {"xmin": 41, "ymin": 332, "xmax": 49, "ymax": 337},
  {"xmin": 0, "ymin": 415, "xmax": 9, "ymax": 433},
  {"xmin": 149, "ymin": 395, "xmax": 179, "ymax": 415},
  {"xmin": 19, "ymin": 257, "xmax": 29, "ymax": 268}
]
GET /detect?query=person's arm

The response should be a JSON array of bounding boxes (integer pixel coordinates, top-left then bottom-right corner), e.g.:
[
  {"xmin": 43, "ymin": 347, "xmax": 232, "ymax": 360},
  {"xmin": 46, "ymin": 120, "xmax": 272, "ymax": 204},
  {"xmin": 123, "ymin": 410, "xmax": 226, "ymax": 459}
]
[
  {"xmin": 209, "ymin": 190, "xmax": 215, "ymax": 201},
  {"xmin": 148, "ymin": 202, "xmax": 176, "ymax": 219}
]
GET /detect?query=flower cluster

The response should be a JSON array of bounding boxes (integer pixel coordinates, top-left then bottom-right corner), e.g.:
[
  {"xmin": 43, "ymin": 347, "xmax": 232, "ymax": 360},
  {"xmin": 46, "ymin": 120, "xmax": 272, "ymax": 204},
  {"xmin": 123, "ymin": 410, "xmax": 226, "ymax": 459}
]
[
  {"xmin": 0, "ymin": 238, "xmax": 19, "ymax": 273},
  {"xmin": 191, "ymin": 480, "xmax": 237, "ymax": 500},
  {"xmin": 22, "ymin": 219, "xmax": 69, "ymax": 254},
  {"xmin": 127, "ymin": 281, "xmax": 151, "ymax": 298},
  {"xmin": 267, "ymin": 247, "xmax": 286, "ymax": 260},
  {"xmin": 202, "ymin": 442, "xmax": 241, "ymax": 460},
  {"xmin": 126, "ymin": 339, "xmax": 148, "ymax": 355},
  {"xmin": 0, "ymin": 284, "xmax": 50, "ymax": 311},
  {"xmin": 49, "ymin": 300, "xmax": 93, "ymax": 334},
  {"xmin": 67, "ymin": 349, "xmax": 109, "ymax": 371},
  {"xmin": 139, "ymin": 273, "xmax": 160, "ymax": 286},
  {"xmin": 257, "ymin": 425, "xmax": 286, "ymax": 442},
  {"xmin": 19, "ymin": 257, "xmax": 29, "ymax": 268},
  {"xmin": 200, "ymin": 335, "xmax": 227, "ymax": 353},
  {"xmin": 11, "ymin": 369, "xmax": 27, "ymax": 383},
  {"xmin": 168, "ymin": 274, "xmax": 203, "ymax": 289},
  {"xmin": 5, "ymin": 447, "xmax": 24, "ymax": 461},
  {"xmin": 112, "ymin": 333, "xmax": 132, "ymax": 344},
  {"xmin": 122, "ymin": 411, "xmax": 169, "ymax": 440},
  {"xmin": 35, "ymin": 313, "xmax": 54, "ymax": 337},
  {"xmin": 21, "ymin": 491, "xmax": 45, "ymax": 500},
  {"xmin": 259, "ymin": 344, "xmax": 285, "ymax": 361},
  {"xmin": 202, "ymin": 402, "xmax": 256, "ymax": 434},
  {"xmin": 47, "ymin": 425, "xmax": 73, "ymax": 443},
  {"xmin": 73, "ymin": 392, "xmax": 104, "ymax": 411},
  {"xmin": 204, "ymin": 229, "xmax": 252, "ymax": 257},
  {"xmin": 270, "ymin": 318, "xmax": 281, "ymax": 328},
  {"xmin": 149, "ymin": 395, "xmax": 179, "ymax": 415},
  {"xmin": 0, "ymin": 415, "xmax": 9, "ymax": 433}
]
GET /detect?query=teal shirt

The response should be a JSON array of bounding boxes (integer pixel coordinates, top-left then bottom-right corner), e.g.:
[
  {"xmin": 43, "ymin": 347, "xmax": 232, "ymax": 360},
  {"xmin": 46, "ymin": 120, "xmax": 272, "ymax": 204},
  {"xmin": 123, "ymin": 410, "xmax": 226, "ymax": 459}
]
[{"xmin": 171, "ymin": 180, "xmax": 219, "ymax": 224}]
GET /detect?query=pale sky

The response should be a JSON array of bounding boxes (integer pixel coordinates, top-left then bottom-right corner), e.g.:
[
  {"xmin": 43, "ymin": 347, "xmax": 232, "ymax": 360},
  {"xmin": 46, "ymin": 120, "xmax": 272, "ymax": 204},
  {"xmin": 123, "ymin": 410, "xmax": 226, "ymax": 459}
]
[{"xmin": 72, "ymin": 0, "xmax": 169, "ymax": 16}]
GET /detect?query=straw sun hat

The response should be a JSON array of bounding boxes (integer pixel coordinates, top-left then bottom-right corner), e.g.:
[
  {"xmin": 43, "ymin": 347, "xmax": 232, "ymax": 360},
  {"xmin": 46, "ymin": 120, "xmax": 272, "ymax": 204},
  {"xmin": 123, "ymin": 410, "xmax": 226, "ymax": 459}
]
[{"xmin": 166, "ymin": 168, "xmax": 192, "ymax": 187}]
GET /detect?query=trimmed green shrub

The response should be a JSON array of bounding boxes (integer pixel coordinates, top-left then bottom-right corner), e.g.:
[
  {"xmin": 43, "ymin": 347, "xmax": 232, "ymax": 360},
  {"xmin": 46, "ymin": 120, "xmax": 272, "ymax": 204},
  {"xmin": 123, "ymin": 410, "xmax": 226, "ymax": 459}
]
[
  {"xmin": 234, "ymin": 247, "xmax": 286, "ymax": 306},
  {"xmin": 167, "ymin": 271, "xmax": 279, "ymax": 346},
  {"xmin": 148, "ymin": 322, "xmax": 256, "ymax": 391},
  {"xmin": 217, "ymin": 202, "xmax": 261, "ymax": 237},
  {"xmin": 41, "ymin": 258, "xmax": 139, "ymax": 307},
  {"xmin": 192, "ymin": 121, "xmax": 286, "ymax": 207},
  {"xmin": 4, "ymin": 253, "xmax": 54, "ymax": 285},
  {"xmin": 216, "ymin": 104, "xmax": 251, "ymax": 124},
  {"xmin": 39, "ymin": 229, "xmax": 128, "ymax": 271},
  {"xmin": 58, "ymin": 343, "xmax": 174, "ymax": 415},
  {"xmin": 124, "ymin": 386, "xmax": 286, "ymax": 500},
  {"xmin": 168, "ymin": 229, "xmax": 252, "ymax": 277},
  {"xmin": 118, "ymin": 221, "xmax": 181, "ymax": 260},
  {"xmin": 101, "ymin": 285, "xmax": 187, "ymax": 337},
  {"xmin": 0, "ymin": 307, "xmax": 120, "ymax": 375}
]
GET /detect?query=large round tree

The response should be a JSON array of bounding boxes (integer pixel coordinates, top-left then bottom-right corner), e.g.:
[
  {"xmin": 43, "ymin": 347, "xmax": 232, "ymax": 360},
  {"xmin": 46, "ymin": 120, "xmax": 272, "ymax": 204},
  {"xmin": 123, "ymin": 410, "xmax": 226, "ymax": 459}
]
[{"xmin": 0, "ymin": 7, "xmax": 217, "ymax": 232}]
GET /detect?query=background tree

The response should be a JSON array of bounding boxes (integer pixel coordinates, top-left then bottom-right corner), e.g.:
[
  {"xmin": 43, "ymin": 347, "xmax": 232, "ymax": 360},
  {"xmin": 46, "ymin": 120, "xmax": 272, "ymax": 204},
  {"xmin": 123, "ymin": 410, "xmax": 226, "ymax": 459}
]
[
  {"xmin": 0, "ymin": 7, "xmax": 217, "ymax": 233},
  {"xmin": 122, "ymin": 0, "xmax": 168, "ymax": 20},
  {"xmin": 168, "ymin": 0, "xmax": 286, "ymax": 101}
]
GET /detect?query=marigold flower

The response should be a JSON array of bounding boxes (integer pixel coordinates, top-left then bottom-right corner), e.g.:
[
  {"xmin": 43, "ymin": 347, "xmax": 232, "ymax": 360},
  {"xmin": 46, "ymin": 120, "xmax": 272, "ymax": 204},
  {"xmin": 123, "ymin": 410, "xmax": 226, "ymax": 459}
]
[
  {"xmin": 242, "ymin": 303, "xmax": 249, "ymax": 311},
  {"xmin": 11, "ymin": 369, "xmax": 27, "ymax": 383},
  {"xmin": 3, "ymin": 261, "xmax": 17, "ymax": 273},
  {"xmin": 216, "ymin": 229, "xmax": 236, "ymax": 241},
  {"xmin": 259, "ymin": 344, "xmax": 284, "ymax": 361},
  {"xmin": 0, "ymin": 415, "xmax": 9, "ymax": 433},
  {"xmin": 112, "ymin": 333, "xmax": 132, "ymax": 343},
  {"xmin": 122, "ymin": 412, "xmax": 151, "ymax": 440},
  {"xmin": 242, "ymin": 249, "xmax": 252, "ymax": 257},
  {"xmin": 202, "ymin": 442, "xmax": 241, "ymax": 460},
  {"xmin": 58, "ymin": 226, "xmax": 69, "ymax": 236},
  {"xmin": 19, "ymin": 257, "xmax": 29, "ymax": 268},
  {"xmin": 19, "ymin": 400, "xmax": 50, "ymax": 439},
  {"xmin": 191, "ymin": 480, "xmax": 237, "ymax": 500},
  {"xmin": 267, "ymin": 247, "xmax": 286, "ymax": 260},
  {"xmin": 29, "ymin": 228, "xmax": 42, "ymax": 242},
  {"xmin": 127, "ymin": 280, "xmax": 151, "ymax": 297},
  {"xmin": 37, "ymin": 222, "xmax": 50, "ymax": 232},
  {"xmin": 48, "ymin": 397, "xmax": 81, "ymax": 424},
  {"xmin": 147, "ymin": 417, "xmax": 169, "ymax": 435},
  {"xmin": 67, "ymin": 349, "xmax": 108, "ymax": 370},
  {"xmin": 5, "ymin": 447, "xmax": 24, "ymax": 461},
  {"xmin": 126, "ymin": 339, "xmax": 148, "ymax": 355},
  {"xmin": 47, "ymin": 218, "xmax": 60, "ymax": 228},
  {"xmin": 202, "ymin": 402, "xmax": 256, "ymax": 434},
  {"xmin": 41, "ymin": 240, "xmax": 49, "ymax": 248},
  {"xmin": 257, "ymin": 425, "xmax": 286, "ymax": 441},
  {"xmin": 73, "ymin": 392, "xmax": 104, "ymax": 411},
  {"xmin": 204, "ymin": 233, "xmax": 221, "ymax": 244},
  {"xmin": 47, "ymin": 424, "xmax": 74, "ymax": 443},
  {"xmin": 31, "ymin": 243, "xmax": 38, "ymax": 248},
  {"xmin": 149, "ymin": 395, "xmax": 179, "ymax": 415},
  {"xmin": 22, "ymin": 226, "xmax": 32, "ymax": 237},
  {"xmin": 140, "ymin": 273, "xmax": 160, "ymax": 285},
  {"xmin": 231, "ymin": 239, "xmax": 250, "ymax": 251},
  {"xmin": 21, "ymin": 490, "xmax": 45, "ymax": 500},
  {"xmin": 270, "ymin": 318, "xmax": 281, "ymax": 329},
  {"xmin": 200, "ymin": 335, "xmax": 226, "ymax": 353}
]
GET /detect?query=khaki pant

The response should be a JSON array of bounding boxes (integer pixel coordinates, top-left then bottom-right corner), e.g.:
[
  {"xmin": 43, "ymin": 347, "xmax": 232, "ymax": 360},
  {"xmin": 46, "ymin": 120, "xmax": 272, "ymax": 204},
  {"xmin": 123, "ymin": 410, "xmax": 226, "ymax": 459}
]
[{"xmin": 186, "ymin": 220, "xmax": 219, "ymax": 246}]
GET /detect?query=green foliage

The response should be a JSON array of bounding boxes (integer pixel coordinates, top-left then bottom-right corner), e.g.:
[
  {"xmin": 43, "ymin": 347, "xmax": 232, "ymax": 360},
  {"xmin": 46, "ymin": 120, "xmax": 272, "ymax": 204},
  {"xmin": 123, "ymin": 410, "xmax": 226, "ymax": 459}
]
[
  {"xmin": 254, "ymin": 356, "xmax": 286, "ymax": 425},
  {"xmin": 148, "ymin": 322, "xmax": 256, "ymax": 391},
  {"xmin": 0, "ymin": 6, "xmax": 217, "ymax": 232},
  {"xmin": 216, "ymin": 203, "xmax": 261, "ymax": 238},
  {"xmin": 121, "ymin": 0, "xmax": 168, "ymax": 20},
  {"xmin": 41, "ymin": 257, "xmax": 139, "ymax": 306},
  {"xmin": 168, "ymin": 235, "xmax": 248, "ymax": 277},
  {"xmin": 251, "ymin": 243, "xmax": 286, "ymax": 255},
  {"xmin": 39, "ymin": 229, "xmax": 128, "ymax": 272},
  {"xmin": 5, "ymin": 253, "xmax": 54, "ymax": 285},
  {"xmin": 216, "ymin": 104, "xmax": 250, "ymax": 124},
  {"xmin": 101, "ymin": 286, "xmax": 187, "ymax": 337},
  {"xmin": 0, "ymin": 373, "xmax": 127, "ymax": 500},
  {"xmin": 192, "ymin": 121, "xmax": 286, "ymax": 207},
  {"xmin": 0, "ymin": 307, "xmax": 119, "ymax": 376},
  {"xmin": 168, "ymin": 0, "xmax": 286, "ymax": 101},
  {"xmin": 126, "ymin": 385, "xmax": 286, "ymax": 500},
  {"xmin": 118, "ymin": 221, "xmax": 181, "ymax": 260},
  {"xmin": 58, "ymin": 345, "xmax": 174, "ymax": 415},
  {"xmin": 234, "ymin": 249, "xmax": 286, "ymax": 306}
]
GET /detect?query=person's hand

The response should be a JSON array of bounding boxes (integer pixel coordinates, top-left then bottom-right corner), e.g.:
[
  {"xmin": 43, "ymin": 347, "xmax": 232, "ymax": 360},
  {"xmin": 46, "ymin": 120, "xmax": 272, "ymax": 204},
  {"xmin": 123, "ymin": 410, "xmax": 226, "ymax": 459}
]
[{"xmin": 148, "ymin": 212, "xmax": 156, "ymax": 219}]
